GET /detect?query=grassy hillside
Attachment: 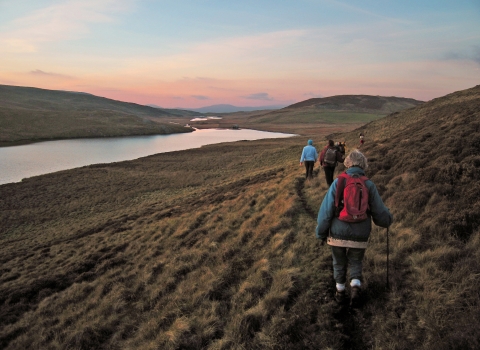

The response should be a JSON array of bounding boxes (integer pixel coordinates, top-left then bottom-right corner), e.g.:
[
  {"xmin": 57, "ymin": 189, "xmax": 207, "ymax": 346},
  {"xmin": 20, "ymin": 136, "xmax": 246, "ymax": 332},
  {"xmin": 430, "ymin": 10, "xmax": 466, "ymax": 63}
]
[
  {"xmin": 304, "ymin": 84, "xmax": 480, "ymax": 348},
  {"xmin": 183, "ymin": 95, "xmax": 423, "ymax": 135},
  {"xmin": 0, "ymin": 85, "xmax": 198, "ymax": 145},
  {"xmin": 0, "ymin": 86, "xmax": 479, "ymax": 349},
  {"xmin": 0, "ymin": 85, "xmax": 422, "ymax": 144},
  {"xmin": 287, "ymin": 95, "xmax": 423, "ymax": 113}
]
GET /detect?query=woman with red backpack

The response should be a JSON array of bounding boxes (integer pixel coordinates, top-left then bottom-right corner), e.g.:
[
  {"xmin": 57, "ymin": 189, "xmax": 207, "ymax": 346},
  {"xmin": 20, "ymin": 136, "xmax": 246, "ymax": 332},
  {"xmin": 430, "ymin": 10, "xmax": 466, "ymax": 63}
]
[{"xmin": 315, "ymin": 150, "xmax": 393, "ymax": 306}]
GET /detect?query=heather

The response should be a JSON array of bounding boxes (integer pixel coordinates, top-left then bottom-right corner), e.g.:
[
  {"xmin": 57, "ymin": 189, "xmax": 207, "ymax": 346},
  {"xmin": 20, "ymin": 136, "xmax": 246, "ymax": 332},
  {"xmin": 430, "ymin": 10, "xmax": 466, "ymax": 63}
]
[{"xmin": 1, "ymin": 86, "xmax": 479, "ymax": 349}]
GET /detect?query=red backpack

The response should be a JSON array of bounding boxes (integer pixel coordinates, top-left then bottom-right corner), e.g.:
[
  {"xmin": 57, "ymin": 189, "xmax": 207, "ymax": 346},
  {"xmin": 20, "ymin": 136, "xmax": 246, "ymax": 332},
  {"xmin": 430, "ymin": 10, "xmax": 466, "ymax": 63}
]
[{"xmin": 334, "ymin": 173, "xmax": 369, "ymax": 222}]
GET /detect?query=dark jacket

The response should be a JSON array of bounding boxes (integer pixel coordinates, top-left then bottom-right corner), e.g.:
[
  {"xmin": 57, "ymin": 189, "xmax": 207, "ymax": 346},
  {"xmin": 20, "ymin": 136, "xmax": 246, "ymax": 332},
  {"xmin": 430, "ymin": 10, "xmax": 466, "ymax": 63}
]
[
  {"xmin": 319, "ymin": 145, "xmax": 344, "ymax": 168},
  {"xmin": 315, "ymin": 167, "xmax": 393, "ymax": 248}
]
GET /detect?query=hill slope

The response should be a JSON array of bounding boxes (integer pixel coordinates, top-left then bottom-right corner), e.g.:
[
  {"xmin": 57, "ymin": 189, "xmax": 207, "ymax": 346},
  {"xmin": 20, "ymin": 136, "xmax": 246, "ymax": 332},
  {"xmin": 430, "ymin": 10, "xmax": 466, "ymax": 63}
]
[
  {"xmin": 0, "ymin": 85, "xmax": 198, "ymax": 144},
  {"xmin": 0, "ymin": 86, "xmax": 479, "ymax": 349},
  {"xmin": 286, "ymin": 94, "xmax": 423, "ymax": 113},
  {"xmin": 233, "ymin": 95, "xmax": 424, "ymax": 135},
  {"xmin": 331, "ymin": 85, "xmax": 480, "ymax": 244},
  {"xmin": 306, "ymin": 84, "xmax": 480, "ymax": 347}
]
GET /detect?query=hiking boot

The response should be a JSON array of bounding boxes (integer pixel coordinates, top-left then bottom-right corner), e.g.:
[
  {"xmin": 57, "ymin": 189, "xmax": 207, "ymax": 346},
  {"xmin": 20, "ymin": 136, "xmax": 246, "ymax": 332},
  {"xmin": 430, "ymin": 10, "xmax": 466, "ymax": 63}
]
[
  {"xmin": 350, "ymin": 286, "xmax": 361, "ymax": 307},
  {"xmin": 335, "ymin": 289, "xmax": 346, "ymax": 303}
]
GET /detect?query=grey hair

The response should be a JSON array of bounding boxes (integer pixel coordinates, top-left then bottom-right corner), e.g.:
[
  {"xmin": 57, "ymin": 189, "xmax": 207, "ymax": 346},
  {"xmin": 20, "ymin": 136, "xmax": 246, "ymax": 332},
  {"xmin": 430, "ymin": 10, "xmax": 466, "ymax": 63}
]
[{"xmin": 344, "ymin": 149, "xmax": 368, "ymax": 170}]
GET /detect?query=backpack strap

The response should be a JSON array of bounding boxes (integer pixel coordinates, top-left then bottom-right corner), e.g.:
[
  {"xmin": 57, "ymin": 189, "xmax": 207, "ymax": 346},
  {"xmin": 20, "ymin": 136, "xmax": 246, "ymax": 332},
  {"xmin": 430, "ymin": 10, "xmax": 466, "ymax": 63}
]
[{"xmin": 334, "ymin": 173, "xmax": 348, "ymax": 212}]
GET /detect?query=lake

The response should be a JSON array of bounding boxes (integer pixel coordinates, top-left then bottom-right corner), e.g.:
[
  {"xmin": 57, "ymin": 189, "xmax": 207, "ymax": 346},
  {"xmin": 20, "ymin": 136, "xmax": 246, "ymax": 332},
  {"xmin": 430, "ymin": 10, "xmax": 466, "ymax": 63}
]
[{"xmin": 0, "ymin": 128, "xmax": 295, "ymax": 185}]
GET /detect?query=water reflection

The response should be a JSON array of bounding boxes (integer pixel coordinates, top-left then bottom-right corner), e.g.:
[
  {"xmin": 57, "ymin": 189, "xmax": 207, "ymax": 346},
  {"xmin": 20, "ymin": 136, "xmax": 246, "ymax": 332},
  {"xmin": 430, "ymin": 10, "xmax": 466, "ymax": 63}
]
[
  {"xmin": 190, "ymin": 116, "xmax": 222, "ymax": 121},
  {"xmin": 0, "ymin": 129, "xmax": 294, "ymax": 185}
]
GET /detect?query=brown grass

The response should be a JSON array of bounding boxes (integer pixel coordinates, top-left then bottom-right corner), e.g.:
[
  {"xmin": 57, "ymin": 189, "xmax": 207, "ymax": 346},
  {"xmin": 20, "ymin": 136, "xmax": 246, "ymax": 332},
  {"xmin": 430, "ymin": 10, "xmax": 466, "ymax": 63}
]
[
  {"xmin": 308, "ymin": 84, "xmax": 480, "ymax": 349},
  {"xmin": 0, "ymin": 85, "xmax": 196, "ymax": 144},
  {"xmin": 1, "ymin": 85, "xmax": 479, "ymax": 349}
]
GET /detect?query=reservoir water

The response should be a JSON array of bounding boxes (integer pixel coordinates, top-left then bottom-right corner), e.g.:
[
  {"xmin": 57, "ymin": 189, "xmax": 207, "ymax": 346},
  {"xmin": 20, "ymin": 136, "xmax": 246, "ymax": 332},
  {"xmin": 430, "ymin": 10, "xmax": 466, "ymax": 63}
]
[{"xmin": 0, "ymin": 128, "xmax": 294, "ymax": 185}]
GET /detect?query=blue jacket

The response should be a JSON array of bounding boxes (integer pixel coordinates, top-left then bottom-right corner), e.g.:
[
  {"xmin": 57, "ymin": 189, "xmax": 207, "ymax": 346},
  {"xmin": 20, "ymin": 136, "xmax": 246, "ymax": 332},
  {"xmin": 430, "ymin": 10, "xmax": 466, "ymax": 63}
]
[
  {"xmin": 300, "ymin": 145, "xmax": 318, "ymax": 162},
  {"xmin": 315, "ymin": 167, "xmax": 393, "ymax": 246}
]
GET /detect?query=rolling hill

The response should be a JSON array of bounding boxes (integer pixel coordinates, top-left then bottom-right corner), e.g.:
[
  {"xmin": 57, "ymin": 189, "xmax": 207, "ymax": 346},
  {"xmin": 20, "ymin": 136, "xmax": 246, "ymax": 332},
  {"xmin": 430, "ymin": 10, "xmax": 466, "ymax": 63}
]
[
  {"xmin": 0, "ymin": 85, "xmax": 200, "ymax": 144},
  {"xmin": 227, "ymin": 95, "xmax": 425, "ymax": 135},
  {"xmin": 286, "ymin": 94, "xmax": 423, "ymax": 113},
  {"xmin": 182, "ymin": 95, "xmax": 424, "ymax": 136},
  {"xmin": 0, "ymin": 85, "xmax": 479, "ymax": 349}
]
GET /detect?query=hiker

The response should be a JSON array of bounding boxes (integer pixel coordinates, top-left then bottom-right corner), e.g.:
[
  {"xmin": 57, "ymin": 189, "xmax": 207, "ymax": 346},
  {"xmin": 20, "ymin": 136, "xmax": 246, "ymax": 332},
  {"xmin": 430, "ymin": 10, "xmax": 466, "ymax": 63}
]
[
  {"xmin": 335, "ymin": 141, "xmax": 346, "ymax": 156},
  {"xmin": 315, "ymin": 150, "xmax": 393, "ymax": 306},
  {"xmin": 359, "ymin": 133, "xmax": 364, "ymax": 147},
  {"xmin": 319, "ymin": 140, "xmax": 344, "ymax": 186},
  {"xmin": 299, "ymin": 139, "xmax": 318, "ymax": 179},
  {"xmin": 339, "ymin": 141, "xmax": 346, "ymax": 156}
]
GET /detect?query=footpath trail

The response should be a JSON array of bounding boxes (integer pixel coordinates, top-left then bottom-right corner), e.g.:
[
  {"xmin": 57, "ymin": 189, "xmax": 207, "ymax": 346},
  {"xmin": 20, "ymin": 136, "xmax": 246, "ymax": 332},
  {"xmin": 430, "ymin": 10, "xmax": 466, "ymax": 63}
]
[
  {"xmin": 1, "ymin": 145, "xmax": 395, "ymax": 349},
  {"xmin": 294, "ymin": 168, "xmax": 370, "ymax": 349}
]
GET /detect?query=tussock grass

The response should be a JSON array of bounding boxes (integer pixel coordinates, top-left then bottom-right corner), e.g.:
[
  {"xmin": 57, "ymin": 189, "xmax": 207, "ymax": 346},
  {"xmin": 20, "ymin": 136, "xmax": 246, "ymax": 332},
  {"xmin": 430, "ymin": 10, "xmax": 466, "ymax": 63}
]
[
  {"xmin": 1, "ymin": 86, "xmax": 480, "ymax": 349},
  {"xmin": 0, "ymin": 132, "xmax": 352, "ymax": 349},
  {"xmin": 300, "ymin": 85, "xmax": 480, "ymax": 349}
]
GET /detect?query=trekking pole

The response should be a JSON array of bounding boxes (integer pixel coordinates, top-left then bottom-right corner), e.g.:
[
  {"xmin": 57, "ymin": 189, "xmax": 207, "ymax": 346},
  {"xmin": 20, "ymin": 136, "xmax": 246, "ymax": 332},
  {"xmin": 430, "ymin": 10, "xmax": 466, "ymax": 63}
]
[{"xmin": 386, "ymin": 227, "xmax": 390, "ymax": 290}]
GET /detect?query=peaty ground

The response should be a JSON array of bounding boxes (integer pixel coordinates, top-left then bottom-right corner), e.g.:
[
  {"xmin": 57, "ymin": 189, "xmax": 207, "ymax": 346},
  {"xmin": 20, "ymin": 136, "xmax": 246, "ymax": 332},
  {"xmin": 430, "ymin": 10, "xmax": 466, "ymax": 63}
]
[
  {"xmin": 0, "ymin": 135, "xmax": 355, "ymax": 350},
  {"xmin": 1, "ymin": 86, "xmax": 480, "ymax": 349}
]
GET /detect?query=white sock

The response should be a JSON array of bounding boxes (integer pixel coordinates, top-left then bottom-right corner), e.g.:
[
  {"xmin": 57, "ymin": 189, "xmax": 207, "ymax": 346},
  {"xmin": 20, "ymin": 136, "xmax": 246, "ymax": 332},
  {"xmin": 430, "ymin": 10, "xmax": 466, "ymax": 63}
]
[
  {"xmin": 350, "ymin": 279, "xmax": 361, "ymax": 288},
  {"xmin": 336, "ymin": 283, "xmax": 345, "ymax": 291}
]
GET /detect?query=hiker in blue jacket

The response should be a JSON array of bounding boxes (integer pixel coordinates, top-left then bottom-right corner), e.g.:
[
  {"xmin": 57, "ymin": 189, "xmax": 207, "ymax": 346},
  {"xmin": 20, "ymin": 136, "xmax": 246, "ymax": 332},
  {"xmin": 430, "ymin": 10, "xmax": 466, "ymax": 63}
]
[
  {"xmin": 300, "ymin": 139, "xmax": 318, "ymax": 179},
  {"xmin": 315, "ymin": 150, "xmax": 393, "ymax": 305}
]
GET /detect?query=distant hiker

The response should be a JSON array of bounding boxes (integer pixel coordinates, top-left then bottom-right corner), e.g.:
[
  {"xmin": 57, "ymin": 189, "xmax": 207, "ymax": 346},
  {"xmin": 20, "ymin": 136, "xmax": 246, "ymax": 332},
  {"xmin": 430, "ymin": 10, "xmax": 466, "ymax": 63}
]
[
  {"xmin": 315, "ymin": 150, "xmax": 393, "ymax": 306},
  {"xmin": 335, "ymin": 141, "xmax": 346, "ymax": 156},
  {"xmin": 319, "ymin": 140, "xmax": 344, "ymax": 186},
  {"xmin": 300, "ymin": 139, "xmax": 318, "ymax": 180},
  {"xmin": 359, "ymin": 133, "xmax": 365, "ymax": 147},
  {"xmin": 339, "ymin": 141, "xmax": 346, "ymax": 156}
]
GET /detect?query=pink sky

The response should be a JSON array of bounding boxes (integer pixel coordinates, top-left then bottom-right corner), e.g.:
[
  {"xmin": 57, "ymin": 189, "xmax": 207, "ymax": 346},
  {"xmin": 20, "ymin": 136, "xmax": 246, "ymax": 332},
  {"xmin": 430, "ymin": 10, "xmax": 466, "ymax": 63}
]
[{"xmin": 1, "ymin": 1, "xmax": 479, "ymax": 108}]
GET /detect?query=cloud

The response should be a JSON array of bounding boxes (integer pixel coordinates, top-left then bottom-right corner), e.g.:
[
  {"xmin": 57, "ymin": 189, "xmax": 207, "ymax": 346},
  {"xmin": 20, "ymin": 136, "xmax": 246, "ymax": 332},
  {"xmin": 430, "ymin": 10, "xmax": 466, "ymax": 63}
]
[
  {"xmin": 472, "ymin": 46, "xmax": 480, "ymax": 64},
  {"xmin": 191, "ymin": 95, "xmax": 210, "ymax": 100},
  {"xmin": 444, "ymin": 45, "xmax": 480, "ymax": 65},
  {"xmin": 181, "ymin": 77, "xmax": 216, "ymax": 82},
  {"xmin": 119, "ymin": 28, "xmax": 309, "ymax": 80},
  {"xmin": 303, "ymin": 92, "xmax": 324, "ymax": 98},
  {"xmin": 242, "ymin": 93, "xmax": 273, "ymax": 101},
  {"xmin": 0, "ymin": 0, "xmax": 135, "ymax": 52},
  {"xmin": 29, "ymin": 69, "xmax": 74, "ymax": 80}
]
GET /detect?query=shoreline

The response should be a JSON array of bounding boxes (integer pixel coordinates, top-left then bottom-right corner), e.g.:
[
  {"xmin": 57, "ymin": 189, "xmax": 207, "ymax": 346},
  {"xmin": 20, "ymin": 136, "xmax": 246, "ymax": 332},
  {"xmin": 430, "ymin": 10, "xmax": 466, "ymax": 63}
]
[
  {"xmin": 0, "ymin": 129, "xmax": 299, "ymax": 186},
  {"xmin": 0, "ymin": 128, "xmax": 196, "ymax": 148}
]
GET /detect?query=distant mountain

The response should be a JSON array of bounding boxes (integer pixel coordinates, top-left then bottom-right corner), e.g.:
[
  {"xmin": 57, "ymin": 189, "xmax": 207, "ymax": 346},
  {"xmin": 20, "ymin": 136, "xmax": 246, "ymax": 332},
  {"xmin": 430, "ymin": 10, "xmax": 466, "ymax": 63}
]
[
  {"xmin": 285, "ymin": 95, "xmax": 423, "ymax": 114},
  {"xmin": 184, "ymin": 104, "xmax": 288, "ymax": 113},
  {"xmin": 0, "ymin": 85, "xmax": 200, "ymax": 144}
]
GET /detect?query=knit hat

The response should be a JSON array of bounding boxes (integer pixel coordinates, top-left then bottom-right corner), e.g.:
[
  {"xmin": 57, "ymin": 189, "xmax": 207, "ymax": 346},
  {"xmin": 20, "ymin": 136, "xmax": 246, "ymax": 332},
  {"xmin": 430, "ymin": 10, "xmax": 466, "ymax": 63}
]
[{"xmin": 307, "ymin": 140, "xmax": 313, "ymax": 145}]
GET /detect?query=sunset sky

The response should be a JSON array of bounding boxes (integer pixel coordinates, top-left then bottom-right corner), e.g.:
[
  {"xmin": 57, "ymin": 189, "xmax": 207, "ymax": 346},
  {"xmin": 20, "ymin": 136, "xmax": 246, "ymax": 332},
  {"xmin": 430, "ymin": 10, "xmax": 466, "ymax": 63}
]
[{"xmin": 1, "ymin": 0, "xmax": 479, "ymax": 108}]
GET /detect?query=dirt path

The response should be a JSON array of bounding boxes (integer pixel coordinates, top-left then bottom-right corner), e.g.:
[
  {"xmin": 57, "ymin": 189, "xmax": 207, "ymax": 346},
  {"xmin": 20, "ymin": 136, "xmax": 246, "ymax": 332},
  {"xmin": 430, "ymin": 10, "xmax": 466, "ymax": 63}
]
[{"xmin": 295, "ymin": 170, "xmax": 369, "ymax": 349}]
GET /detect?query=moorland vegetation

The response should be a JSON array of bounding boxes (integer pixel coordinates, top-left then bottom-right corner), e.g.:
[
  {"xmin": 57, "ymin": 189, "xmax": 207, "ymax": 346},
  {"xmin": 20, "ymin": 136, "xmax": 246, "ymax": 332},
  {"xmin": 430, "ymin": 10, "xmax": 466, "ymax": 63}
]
[
  {"xmin": 180, "ymin": 95, "xmax": 423, "ymax": 136},
  {"xmin": 0, "ymin": 85, "xmax": 479, "ymax": 349},
  {"xmin": 0, "ymin": 85, "xmax": 198, "ymax": 145}
]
